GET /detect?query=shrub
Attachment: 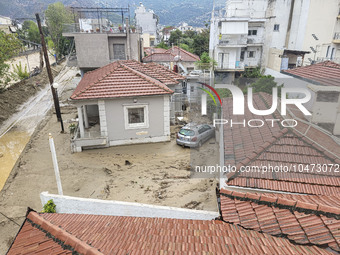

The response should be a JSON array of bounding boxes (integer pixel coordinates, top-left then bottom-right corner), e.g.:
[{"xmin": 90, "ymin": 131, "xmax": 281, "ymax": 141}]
[
  {"xmin": 42, "ymin": 199, "xmax": 56, "ymax": 213},
  {"xmin": 11, "ymin": 61, "xmax": 29, "ymax": 80}
]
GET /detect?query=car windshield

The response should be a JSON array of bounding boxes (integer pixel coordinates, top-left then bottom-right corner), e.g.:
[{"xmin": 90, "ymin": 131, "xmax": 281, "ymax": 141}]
[{"xmin": 179, "ymin": 129, "xmax": 195, "ymax": 136}]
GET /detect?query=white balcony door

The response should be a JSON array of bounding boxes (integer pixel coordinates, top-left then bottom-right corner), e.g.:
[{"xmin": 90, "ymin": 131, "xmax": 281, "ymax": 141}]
[{"xmin": 218, "ymin": 53, "xmax": 229, "ymax": 69}]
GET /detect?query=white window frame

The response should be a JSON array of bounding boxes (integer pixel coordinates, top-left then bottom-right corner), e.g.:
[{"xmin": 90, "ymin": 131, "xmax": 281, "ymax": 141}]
[{"xmin": 124, "ymin": 104, "xmax": 149, "ymax": 130}]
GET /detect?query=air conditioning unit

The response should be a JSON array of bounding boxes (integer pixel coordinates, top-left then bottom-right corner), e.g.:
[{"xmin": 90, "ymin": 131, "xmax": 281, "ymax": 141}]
[{"xmin": 247, "ymin": 38, "xmax": 254, "ymax": 44}]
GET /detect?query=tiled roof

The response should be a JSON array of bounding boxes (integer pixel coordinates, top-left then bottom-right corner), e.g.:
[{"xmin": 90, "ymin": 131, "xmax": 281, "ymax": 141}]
[
  {"xmin": 282, "ymin": 61, "xmax": 340, "ymax": 87},
  {"xmin": 165, "ymin": 46, "xmax": 200, "ymax": 61},
  {"xmin": 143, "ymin": 46, "xmax": 200, "ymax": 63},
  {"xmin": 122, "ymin": 60, "xmax": 180, "ymax": 85},
  {"xmin": 70, "ymin": 61, "xmax": 174, "ymax": 100},
  {"xmin": 220, "ymin": 189, "xmax": 340, "ymax": 252},
  {"xmin": 145, "ymin": 62, "xmax": 186, "ymax": 81},
  {"xmin": 8, "ymin": 210, "xmax": 333, "ymax": 254},
  {"xmin": 223, "ymin": 93, "xmax": 340, "ymax": 195}
]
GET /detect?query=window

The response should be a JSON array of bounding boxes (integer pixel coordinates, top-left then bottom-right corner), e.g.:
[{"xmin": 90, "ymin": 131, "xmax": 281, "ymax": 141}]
[
  {"xmin": 331, "ymin": 48, "xmax": 335, "ymax": 60},
  {"xmin": 248, "ymin": 30, "xmax": 257, "ymax": 36},
  {"xmin": 124, "ymin": 105, "xmax": 149, "ymax": 129},
  {"xmin": 247, "ymin": 51, "xmax": 255, "ymax": 58},
  {"xmin": 190, "ymin": 86, "xmax": 194, "ymax": 92},
  {"xmin": 240, "ymin": 51, "xmax": 245, "ymax": 61},
  {"xmin": 326, "ymin": 46, "xmax": 330, "ymax": 58},
  {"xmin": 274, "ymin": 24, "xmax": 280, "ymax": 31},
  {"xmin": 316, "ymin": 91, "xmax": 339, "ymax": 102},
  {"xmin": 113, "ymin": 44, "xmax": 126, "ymax": 60}
]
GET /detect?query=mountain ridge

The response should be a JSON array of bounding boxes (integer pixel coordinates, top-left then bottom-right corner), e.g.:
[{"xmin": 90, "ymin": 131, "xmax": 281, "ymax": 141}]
[{"xmin": 0, "ymin": 0, "xmax": 225, "ymax": 27}]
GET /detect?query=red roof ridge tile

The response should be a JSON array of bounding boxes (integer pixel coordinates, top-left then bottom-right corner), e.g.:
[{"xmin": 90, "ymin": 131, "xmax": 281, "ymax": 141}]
[
  {"xmin": 165, "ymin": 46, "xmax": 200, "ymax": 61},
  {"xmin": 146, "ymin": 62, "xmax": 186, "ymax": 80},
  {"xmin": 219, "ymin": 190, "xmax": 340, "ymax": 218},
  {"xmin": 27, "ymin": 211, "xmax": 103, "ymax": 255},
  {"xmin": 132, "ymin": 60, "xmax": 180, "ymax": 85}
]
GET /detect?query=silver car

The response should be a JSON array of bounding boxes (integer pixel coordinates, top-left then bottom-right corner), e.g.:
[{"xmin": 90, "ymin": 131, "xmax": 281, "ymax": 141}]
[{"xmin": 176, "ymin": 124, "xmax": 215, "ymax": 148}]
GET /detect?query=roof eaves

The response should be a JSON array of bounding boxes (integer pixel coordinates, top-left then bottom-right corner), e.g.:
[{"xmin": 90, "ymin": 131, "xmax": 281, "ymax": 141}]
[
  {"xmin": 71, "ymin": 61, "xmax": 122, "ymax": 100},
  {"xmin": 219, "ymin": 189, "xmax": 340, "ymax": 220},
  {"xmin": 23, "ymin": 210, "xmax": 103, "ymax": 255}
]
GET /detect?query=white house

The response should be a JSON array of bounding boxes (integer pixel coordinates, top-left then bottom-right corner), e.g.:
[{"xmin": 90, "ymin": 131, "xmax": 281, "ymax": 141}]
[
  {"xmin": 209, "ymin": 0, "xmax": 267, "ymax": 83},
  {"xmin": 135, "ymin": 3, "xmax": 159, "ymax": 47},
  {"xmin": 70, "ymin": 60, "xmax": 174, "ymax": 152},
  {"xmin": 210, "ymin": 0, "xmax": 340, "ymax": 79}
]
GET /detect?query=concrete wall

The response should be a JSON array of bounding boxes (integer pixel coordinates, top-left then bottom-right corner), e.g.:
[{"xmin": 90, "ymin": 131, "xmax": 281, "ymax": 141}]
[
  {"xmin": 40, "ymin": 192, "xmax": 219, "ymax": 220},
  {"xmin": 73, "ymin": 33, "xmax": 141, "ymax": 69},
  {"xmin": 302, "ymin": 0, "xmax": 339, "ymax": 63},
  {"xmin": 104, "ymin": 95, "xmax": 169, "ymax": 145},
  {"xmin": 74, "ymin": 34, "xmax": 110, "ymax": 68}
]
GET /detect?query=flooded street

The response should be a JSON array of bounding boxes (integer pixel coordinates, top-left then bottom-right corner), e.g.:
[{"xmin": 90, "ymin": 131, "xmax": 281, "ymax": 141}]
[
  {"xmin": 0, "ymin": 66, "xmax": 79, "ymax": 191},
  {"xmin": 0, "ymin": 130, "xmax": 30, "ymax": 190}
]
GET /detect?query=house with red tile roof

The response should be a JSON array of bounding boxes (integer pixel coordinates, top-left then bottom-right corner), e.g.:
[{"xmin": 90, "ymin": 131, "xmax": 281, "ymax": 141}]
[
  {"xmin": 70, "ymin": 60, "xmax": 182, "ymax": 152},
  {"xmin": 216, "ymin": 91, "xmax": 340, "ymax": 253},
  {"xmin": 219, "ymin": 189, "xmax": 340, "ymax": 253},
  {"xmin": 142, "ymin": 46, "xmax": 200, "ymax": 75},
  {"xmin": 221, "ymin": 92, "xmax": 340, "ymax": 195},
  {"xmin": 8, "ymin": 208, "xmax": 333, "ymax": 254},
  {"xmin": 282, "ymin": 61, "xmax": 340, "ymax": 135}
]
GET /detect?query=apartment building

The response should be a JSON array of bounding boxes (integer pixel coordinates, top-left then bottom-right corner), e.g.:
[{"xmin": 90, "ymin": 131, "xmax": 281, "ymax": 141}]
[
  {"xmin": 209, "ymin": 0, "xmax": 267, "ymax": 83},
  {"xmin": 135, "ymin": 3, "xmax": 159, "ymax": 47},
  {"xmin": 210, "ymin": 0, "xmax": 340, "ymax": 80}
]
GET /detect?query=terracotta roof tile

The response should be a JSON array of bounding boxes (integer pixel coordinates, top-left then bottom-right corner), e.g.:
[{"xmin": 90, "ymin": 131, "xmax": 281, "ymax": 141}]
[
  {"xmin": 223, "ymin": 93, "xmax": 340, "ymax": 195},
  {"xmin": 143, "ymin": 46, "xmax": 200, "ymax": 62},
  {"xmin": 8, "ymin": 210, "xmax": 334, "ymax": 254},
  {"xmin": 220, "ymin": 190, "xmax": 340, "ymax": 252},
  {"xmin": 70, "ymin": 60, "xmax": 174, "ymax": 100},
  {"xmin": 282, "ymin": 61, "xmax": 340, "ymax": 87}
]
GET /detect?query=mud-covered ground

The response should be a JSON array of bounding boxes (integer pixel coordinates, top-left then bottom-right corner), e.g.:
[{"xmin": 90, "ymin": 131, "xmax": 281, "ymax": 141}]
[
  {"xmin": 0, "ymin": 64, "xmax": 63, "ymax": 127},
  {"xmin": 0, "ymin": 86, "xmax": 219, "ymax": 253}
]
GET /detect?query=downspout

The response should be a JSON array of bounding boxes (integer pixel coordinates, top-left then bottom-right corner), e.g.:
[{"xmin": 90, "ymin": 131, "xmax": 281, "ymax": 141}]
[
  {"xmin": 126, "ymin": 18, "xmax": 131, "ymax": 60},
  {"xmin": 285, "ymin": 0, "xmax": 295, "ymax": 48}
]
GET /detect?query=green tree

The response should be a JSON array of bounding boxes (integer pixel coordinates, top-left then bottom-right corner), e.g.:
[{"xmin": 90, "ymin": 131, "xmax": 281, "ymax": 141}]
[
  {"xmin": 192, "ymin": 29, "xmax": 209, "ymax": 56},
  {"xmin": 0, "ymin": 31, "xmax": 22, "ymax": 88},
  {"xmin": 45, "ymin": 2, "xmax": 73, "ymax": 58},
  {"xmin": 250, "ymin": 76, "xmax": 283, "ymax": 95},
  {"xmin": 156, "ymin": 41, "xmax": 169, "ymax": 50},
  {"xmin": 168, "ymin": 29, "xmax": 182, "ymax": 45},
  {"xmin": 195, "ymin": 52, "xmax": 216, "ymax": 70}
]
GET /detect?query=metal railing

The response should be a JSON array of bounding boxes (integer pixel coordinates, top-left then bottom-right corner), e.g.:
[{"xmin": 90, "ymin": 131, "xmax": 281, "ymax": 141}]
[{"xmin": 63, "ymin": 23, "xmax": 141, "ymax": 34}]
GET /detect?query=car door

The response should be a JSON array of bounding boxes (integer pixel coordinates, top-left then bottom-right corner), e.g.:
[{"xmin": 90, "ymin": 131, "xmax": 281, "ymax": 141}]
[
  {"xmin": 198, "ymin": 126, "xmax": 206, "ymax": 143},
  {"xmin": 203, "ymin": 125, "xmax": 213, "ymax": 140}
]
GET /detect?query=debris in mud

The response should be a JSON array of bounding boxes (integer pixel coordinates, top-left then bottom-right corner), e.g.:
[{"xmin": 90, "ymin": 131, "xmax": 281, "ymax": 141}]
[
  {"xmin": 160, "ymin": 181, "xmax": 170, "ymax": 189},
  {"xmin": 155, "ymin": 190, "xmax": 166, "ymax": 200},
  {"xmin": 0, "ymin": 153, "xmax": 3, "ymax": 158},
  {"xmin": 184, "ymin": 201, "xmax": 201, "ymax": 209},
  {"xmin": 125, "ymin": 160, "xmax": 132, "ymax": 165},
  {"xmin": 103, "ymin": 167, "xmax": 112, "ymax": 175}
]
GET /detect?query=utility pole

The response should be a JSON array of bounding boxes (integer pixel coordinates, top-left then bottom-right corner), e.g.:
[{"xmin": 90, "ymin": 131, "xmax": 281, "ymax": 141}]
[{"xmin": 35, "ymin": 13, "xmax": 64, "ymax": 133}]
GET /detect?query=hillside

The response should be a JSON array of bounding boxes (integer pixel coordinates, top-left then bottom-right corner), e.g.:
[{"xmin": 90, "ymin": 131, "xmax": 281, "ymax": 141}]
[{"xmin": 0, "ymin": 0, "xmax": 225, "ymax": 27}]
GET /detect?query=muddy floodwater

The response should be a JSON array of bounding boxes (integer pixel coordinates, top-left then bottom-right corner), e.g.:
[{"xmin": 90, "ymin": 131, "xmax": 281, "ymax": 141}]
[{"xmin": 0, "ymin": 130, "xmax": 30, "ymax": 190}]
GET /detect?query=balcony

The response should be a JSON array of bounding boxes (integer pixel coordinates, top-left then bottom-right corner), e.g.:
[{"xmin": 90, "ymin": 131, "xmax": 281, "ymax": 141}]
[
  {"xmin": 218, "ymin": 35, "xmax": 247, "ymax": 47},
  {"xmin": 333, "ymin": 32, "xmax": 340, "ymax": 43},
  {"xmin": 215, "ymin": 61, "xmax": 245, "ymax": 71}
]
